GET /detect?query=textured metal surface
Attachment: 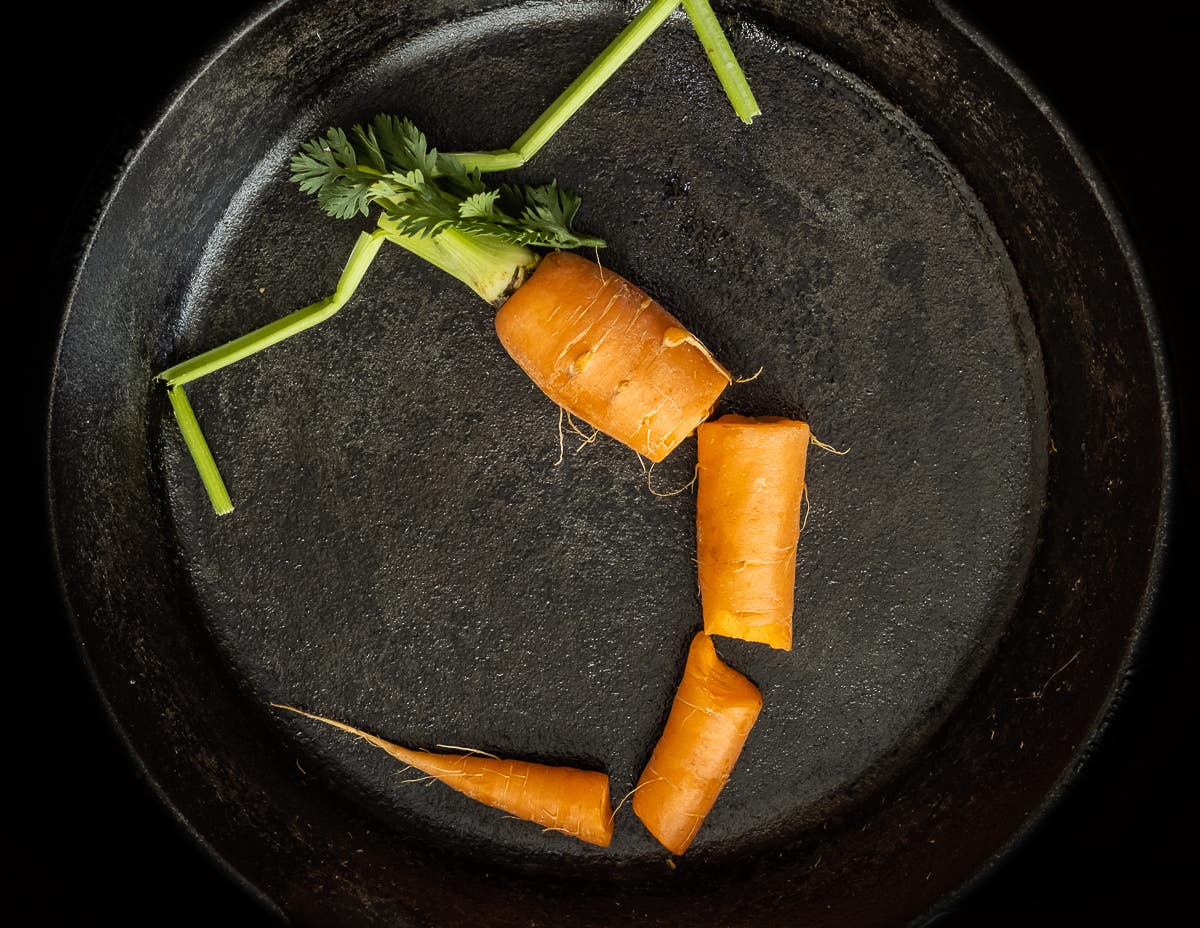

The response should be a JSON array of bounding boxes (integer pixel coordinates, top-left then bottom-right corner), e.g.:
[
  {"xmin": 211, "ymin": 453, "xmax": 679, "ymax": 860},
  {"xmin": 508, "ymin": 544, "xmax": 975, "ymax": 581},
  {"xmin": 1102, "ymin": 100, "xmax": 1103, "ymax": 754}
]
[{"xmin": 49, "ymin": 1, "xmax": 1168, "ymax": 926}]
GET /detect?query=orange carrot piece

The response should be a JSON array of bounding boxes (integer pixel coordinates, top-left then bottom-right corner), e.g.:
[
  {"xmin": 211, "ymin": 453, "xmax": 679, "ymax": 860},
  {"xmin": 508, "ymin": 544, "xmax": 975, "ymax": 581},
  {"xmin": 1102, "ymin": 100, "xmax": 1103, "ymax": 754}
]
[
  {"xmin": 696, "ymin": 414, "xmax": 811, "ymax": 650},
  {"xmin": 632, "ymin": 633, "xmax": 762, "ymax": 855},
  {"xmin": 495, "ymin": 251, "xmax": 730, "ymax": 462},
  {"xmin": 273, "ymin": 705, "xmax": 613, "ymax": 847}
]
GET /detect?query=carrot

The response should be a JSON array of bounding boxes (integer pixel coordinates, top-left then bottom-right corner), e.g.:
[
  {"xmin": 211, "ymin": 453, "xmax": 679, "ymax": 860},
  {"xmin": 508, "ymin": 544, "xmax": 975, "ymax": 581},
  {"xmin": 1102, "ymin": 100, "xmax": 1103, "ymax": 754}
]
[
  {"xmin": 696, "ymin": 414, "xmax": 811, "ymax": 650},
  {"xmin": 495, "ymin": 251, "xmax": 730, "ymax": 462},
  {"xmin": 632, "ymin": 632, "xmax": 761, "ymax": 855},
  {"xmin": 273, "ymin": 704, "xmax": 613, "ymax": 847}
]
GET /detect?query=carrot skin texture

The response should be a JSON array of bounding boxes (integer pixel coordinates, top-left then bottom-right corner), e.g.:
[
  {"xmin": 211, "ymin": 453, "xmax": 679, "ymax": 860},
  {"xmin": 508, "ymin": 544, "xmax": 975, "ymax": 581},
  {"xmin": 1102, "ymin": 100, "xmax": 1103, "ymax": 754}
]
[
  {"xmin": 696, "ymin": 414, "xmax": 811, "ymax": 650},
  {"xmin": 273, "ymin": 706, "xmax": 613, "ymax": 846},
  {"xmin": 495, "ymin": 251, "xmax": 730, "ymax": 462},
  {"xmin": 632, "ymin": 633, "xmax": 762, "ymax": 855}
]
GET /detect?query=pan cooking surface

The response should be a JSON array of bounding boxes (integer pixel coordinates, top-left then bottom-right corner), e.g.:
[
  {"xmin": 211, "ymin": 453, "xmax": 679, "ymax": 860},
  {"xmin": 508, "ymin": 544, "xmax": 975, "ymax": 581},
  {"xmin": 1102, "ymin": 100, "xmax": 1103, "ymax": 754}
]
[
  {"xmin": 52, "ymin": 1, "xmax": 1168, "ymax": 923},
  {"xmin": 163, "ymin": 5, "xmax": 1045, "ymax": 866}
]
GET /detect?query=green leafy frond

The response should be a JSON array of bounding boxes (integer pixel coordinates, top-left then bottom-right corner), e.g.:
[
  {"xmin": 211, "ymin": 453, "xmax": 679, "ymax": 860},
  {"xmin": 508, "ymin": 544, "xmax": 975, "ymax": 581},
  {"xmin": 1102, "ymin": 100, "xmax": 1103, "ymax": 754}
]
[
  {"xmin": 290, "ymin": 128, "xmax": 381, "ymax": 220},
  {"xmin": 290, "ymin": 115, "xmax": 604, "ymax": 250},
  {"xmin": 498, "ymin": 182, "xmax": 592, "ymax": 246},
  {"xmin": 459, "ymin": 190, "xmax": 501, "ymax": 218}
]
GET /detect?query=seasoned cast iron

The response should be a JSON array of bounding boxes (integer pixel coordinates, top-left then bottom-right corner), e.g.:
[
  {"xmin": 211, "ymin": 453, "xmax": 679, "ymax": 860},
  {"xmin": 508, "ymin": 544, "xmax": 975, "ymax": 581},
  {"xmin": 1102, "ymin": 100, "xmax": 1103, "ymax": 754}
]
[{"xmin": 49, "ymin": 1, "xmax": 1170, "ymax": 925}]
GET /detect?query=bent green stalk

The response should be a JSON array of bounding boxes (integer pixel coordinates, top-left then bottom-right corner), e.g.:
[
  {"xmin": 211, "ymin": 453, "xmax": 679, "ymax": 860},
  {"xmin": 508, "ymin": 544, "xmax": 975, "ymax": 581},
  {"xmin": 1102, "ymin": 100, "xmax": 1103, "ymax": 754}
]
[
  {"xmin": 683, "ymin": 0, "xmax": 760, "ymax": 124},
  {"xmin": 449, "ymin": 0, "xmax": 759, "ymax": 171},
  {"xmin": 161, "ymin": 227, "xmax": 534, "ymax": 391},
  {"xmin": 160, "ymin": 230, "xmax": 387, "ymax": 388},
  {"xmin": 167, "ymin": 385, "xmax": 233, "ymax": 515},
  {"xmin": 449, "ymin": 0, "xmax": 681, "ymax": 172},
  {"xmin": 159, "ymin": 223, "xmax": 538, "ymax": 514},
  {"xmin": 160, "ymin": 0, "xmax": 761, "ymax": 514}
]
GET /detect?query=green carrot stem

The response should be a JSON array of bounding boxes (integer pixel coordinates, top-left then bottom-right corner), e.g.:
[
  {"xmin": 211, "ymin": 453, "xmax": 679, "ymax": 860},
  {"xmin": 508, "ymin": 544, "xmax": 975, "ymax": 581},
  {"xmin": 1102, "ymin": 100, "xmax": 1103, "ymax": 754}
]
[
  {"xmin": 158, "ymin": 228, "xmax": 384, "ymax": 513},
  {"xmin": 443, "ymin": 149, "xmax": 527, "ymax": 173},
  {"xmin": 156, "ymin": 217, "xmax": 537, "ymax": 510},
  {"xmin": 682, "ymin": 0, "xmax": 760, "ymax": 124},
  {"xmin": 159, "ymin": 230, "xmax": 387, "ymax": 387},
  {"xmin": 509, "ymin": 0, "xmax": 683, "ymax": 162},
  {"xmin": 448, "ymin": 0, "xmax": 760, "ymax": 173},
  {"xmin": 448, "ymin": 0, "xmax": 682, "ymax": 171},
  {"xmin": 167, "ymin": 385, "xmax": 234, "ymax": 515},
  {"xmin": 377, "ymin": 219, "xmax": 539, "ymax": 305}
]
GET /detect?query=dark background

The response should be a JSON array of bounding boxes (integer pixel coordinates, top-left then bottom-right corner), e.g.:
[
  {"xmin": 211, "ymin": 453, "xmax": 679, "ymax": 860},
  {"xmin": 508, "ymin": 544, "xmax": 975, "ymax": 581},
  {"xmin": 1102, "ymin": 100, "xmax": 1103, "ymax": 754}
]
[{"xmin": 13, "ymin": 1, "xmax": 1193, "ymax": 924}]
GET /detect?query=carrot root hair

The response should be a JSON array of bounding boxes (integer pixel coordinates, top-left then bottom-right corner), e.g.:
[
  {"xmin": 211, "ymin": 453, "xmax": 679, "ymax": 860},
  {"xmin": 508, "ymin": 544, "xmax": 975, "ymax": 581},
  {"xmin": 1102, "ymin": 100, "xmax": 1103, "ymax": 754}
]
[
  {"xmin": 435, "ymin": 744, "xmax": 501, "ymax": 760},
  {"xmin": 810, "ymin": 433, "xmax": 850, "ymax": 455},
  {"xmin": 398, "ymin": 773, "xmax": 441, "ymax": 785},
  {"xmin": 554, "ymin": 407, "xmax": 566, "ymax": 466},
  {"xmin": 555, "ymin": 408, "xmax": 601, "ymax": 464},
  {"xmin": 609, "ymin": 776, "xmax": 664, "ymax": 822},
  {"xmin": 648, "ymin": 464, "xmax": 698, "ymax": 498},
  {"xmin": 636, "ymin": 451, "xmax": 699, "ymax": 497},
  {"xmin": 733, "ymin": 366, "xmax": 764, "ymax": 384},
  {"xmin": 565, "ymin": 412, "xmax": 599, "ymax": 450}
]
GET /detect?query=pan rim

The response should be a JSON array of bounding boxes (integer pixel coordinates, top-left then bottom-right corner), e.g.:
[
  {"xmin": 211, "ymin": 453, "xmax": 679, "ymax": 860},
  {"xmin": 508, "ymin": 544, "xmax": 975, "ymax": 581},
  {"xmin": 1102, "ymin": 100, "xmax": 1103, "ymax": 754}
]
[
  {"xmin": 44, "ymin": 1, "xmax": 294, "ymax": 921},
  {"xmin": 908, "ymin": 1, "xmax": 1176, "ymax": 923}
]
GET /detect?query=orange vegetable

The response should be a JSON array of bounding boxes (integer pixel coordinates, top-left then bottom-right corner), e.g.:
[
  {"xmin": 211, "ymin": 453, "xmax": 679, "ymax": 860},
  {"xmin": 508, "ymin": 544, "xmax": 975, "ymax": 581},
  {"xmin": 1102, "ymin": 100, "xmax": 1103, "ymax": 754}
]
[
  {"xmin": 632, "ymin": 633, "xmax": 762, "ymax": 855},
  {"xmin": 273, "ymin": 705, "xmax": 613, "ymax": 846},
  {"xmin": 696, "ymin": 414, "xmax": 811, "ymax": 650},
  {"xmin": 495, "ymin": 250, "xmax": 731, "ymax": 462}
]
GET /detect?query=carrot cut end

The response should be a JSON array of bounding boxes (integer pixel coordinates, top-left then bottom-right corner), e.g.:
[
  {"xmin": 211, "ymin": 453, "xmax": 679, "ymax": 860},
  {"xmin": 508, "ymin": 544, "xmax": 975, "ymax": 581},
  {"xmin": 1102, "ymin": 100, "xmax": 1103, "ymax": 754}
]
[
  {"xmin": 705, "ymin": 616, "xmax": 794, "ymax": 651},
  {"xmin": 632, "ymin": 633, "xmax": 762, "ymax": 855}
]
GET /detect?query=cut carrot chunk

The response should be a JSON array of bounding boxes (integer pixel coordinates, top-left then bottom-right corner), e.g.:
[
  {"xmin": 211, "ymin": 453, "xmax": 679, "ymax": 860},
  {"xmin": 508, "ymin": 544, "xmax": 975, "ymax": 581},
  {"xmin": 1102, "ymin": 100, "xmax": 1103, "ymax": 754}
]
[
  {"xmin": 696, "ymin": 414, "xmax": 811, "ymax": 649},
  {"xmin": 632, "ymin": 633, "xmax": 762, "ymax": 854}
]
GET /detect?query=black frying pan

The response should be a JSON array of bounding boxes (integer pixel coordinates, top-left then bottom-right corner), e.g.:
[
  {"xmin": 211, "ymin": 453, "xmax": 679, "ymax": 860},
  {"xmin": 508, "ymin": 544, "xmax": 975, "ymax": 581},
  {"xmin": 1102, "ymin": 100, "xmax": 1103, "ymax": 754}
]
[{"xmin": 46, "ymin": 1, "xmax": 1174, "ymax": 925}]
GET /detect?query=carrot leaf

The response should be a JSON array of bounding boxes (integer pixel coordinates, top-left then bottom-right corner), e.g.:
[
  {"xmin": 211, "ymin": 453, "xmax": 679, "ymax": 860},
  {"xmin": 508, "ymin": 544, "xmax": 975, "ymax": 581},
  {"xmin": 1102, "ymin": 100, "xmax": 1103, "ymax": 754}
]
[{"xmin": 291, "ymin": 115, "xmax": 604, "ymax": 249}]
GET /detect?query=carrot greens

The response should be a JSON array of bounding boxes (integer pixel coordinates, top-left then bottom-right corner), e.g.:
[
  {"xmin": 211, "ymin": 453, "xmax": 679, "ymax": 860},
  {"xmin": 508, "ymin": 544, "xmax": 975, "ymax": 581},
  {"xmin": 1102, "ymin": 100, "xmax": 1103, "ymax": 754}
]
[
  {"xmin": 160, "ymin": 0, "xmax": 760, "ymax": 513},
  {"xmin": 290, "ymin": 116, "xmax": 602, "ymax": 250},
  {"xmin": 291, "ymin": 114, "xmax": 604, "ymax": 303}
]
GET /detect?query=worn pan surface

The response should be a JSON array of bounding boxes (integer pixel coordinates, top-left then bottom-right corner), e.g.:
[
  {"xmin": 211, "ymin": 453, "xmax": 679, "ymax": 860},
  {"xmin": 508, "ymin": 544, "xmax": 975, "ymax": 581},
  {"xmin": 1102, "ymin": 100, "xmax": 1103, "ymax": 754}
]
[{"xmin": 49, "ymin": 1, "xmax": 1170, "ymax": 925}]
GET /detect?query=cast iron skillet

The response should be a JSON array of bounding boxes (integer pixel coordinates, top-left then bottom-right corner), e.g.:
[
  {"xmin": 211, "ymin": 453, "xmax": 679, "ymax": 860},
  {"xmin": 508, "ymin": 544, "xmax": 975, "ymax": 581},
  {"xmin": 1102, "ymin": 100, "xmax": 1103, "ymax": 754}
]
[{"xmin": 49, "ymin": 1, "xmax": 1171, "ymax": 925}]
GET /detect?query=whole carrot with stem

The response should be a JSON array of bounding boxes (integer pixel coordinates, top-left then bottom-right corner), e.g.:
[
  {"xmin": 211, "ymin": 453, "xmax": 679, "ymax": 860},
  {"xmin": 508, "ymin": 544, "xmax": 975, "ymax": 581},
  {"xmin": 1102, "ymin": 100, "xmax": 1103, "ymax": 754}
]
[
  {"xmin": 157, "ymin": 0, "xmax": 760, "ymax": 513},
  {"xmin": 633, "ymin": 632, "xmax": 761, "ymax": 855},
  {"xmin": 273, "ymin": 704, "xmax": 614, "ymax": 847},
  {"xmin": 696, "ymin": 414, "xmax": 811, "ymax": 650}
]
